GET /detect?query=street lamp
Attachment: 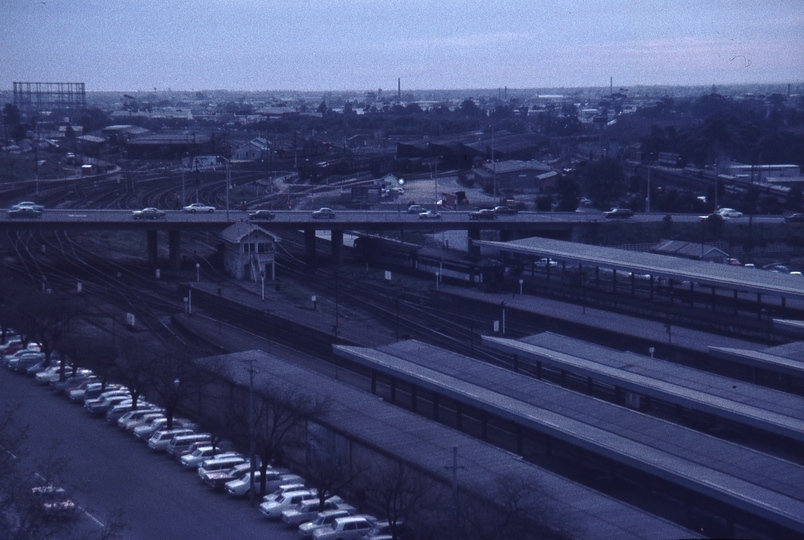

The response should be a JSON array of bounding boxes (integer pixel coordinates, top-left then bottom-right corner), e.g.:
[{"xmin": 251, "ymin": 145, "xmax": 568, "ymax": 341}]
[{"xmin": 196, "ymin": 262, "xmax": 200, "ymax": 282}]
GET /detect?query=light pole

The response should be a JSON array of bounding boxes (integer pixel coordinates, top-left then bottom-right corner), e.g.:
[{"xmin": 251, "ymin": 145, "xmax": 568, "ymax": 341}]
[{"xmin": 196, "ymin": 262, "xmax": 200, "ymax": 282}]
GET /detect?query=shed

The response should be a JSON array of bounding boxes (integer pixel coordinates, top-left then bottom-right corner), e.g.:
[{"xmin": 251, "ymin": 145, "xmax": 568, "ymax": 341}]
[
  {"xmin": 651, "ymin": 239, "xmax": 730, "ymax": 263},
  {"xmin": 220, "ymin": 222, "xmax": 280, "ymax": 281}
]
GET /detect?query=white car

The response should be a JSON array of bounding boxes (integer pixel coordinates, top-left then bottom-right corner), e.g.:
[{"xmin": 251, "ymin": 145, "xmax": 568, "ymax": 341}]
[
  {"xmin": 259, "ymin": 482, "xmax": 307, "ymax": 503},
  {"xmin": 259, "ymin": 489, "xmax": 317, "ymax": 519},
  {"xmin": 298, "ymin": 509, "xmax": 353, "ymax": 538},
  {"xmin": 312, "ymin": 515, "xmax": 375, "ymax": 540},
  {"xmin": 716, "ymin": 207, "xmax": 743, "ymax": 218},
  {"xmin": 183, "ymin": 202, "xmax": 215, "ymax": 213},
  {"xmin": 224, "ymin": 469, "xmax": 262, "ymax": 496},
  {"xmin": 281, "ymin": 497, "xmax": 350, "ymax": 526},
  {"xmin": 181, "ymin": 447, "xmax": 240, "ymax": 468},
  {"xmin": 418, "ymin": 210, "xmax": 441, "ymax": 219}
]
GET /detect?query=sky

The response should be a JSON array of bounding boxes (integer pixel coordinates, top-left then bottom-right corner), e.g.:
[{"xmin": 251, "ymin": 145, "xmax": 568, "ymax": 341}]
[{"xmin": 1, "ymin": 0, "xmax": 803, "ymax": 93}]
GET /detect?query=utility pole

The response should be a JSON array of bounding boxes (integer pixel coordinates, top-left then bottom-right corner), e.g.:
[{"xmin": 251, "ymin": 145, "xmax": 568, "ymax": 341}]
[{"xmin": 248, "ymin": 359, "xmax": 256, "ymax": 507}]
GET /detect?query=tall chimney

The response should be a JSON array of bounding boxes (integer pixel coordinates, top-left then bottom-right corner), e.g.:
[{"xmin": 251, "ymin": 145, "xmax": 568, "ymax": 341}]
[{"xmin": 398, "ymin": 78, "xmax": 401, "ymax": 100}]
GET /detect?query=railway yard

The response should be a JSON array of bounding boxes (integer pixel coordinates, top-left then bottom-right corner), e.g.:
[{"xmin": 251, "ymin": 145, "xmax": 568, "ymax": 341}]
[{"xmin": 3, "ymin": 163, "xmax": 804, "ymax": 539}]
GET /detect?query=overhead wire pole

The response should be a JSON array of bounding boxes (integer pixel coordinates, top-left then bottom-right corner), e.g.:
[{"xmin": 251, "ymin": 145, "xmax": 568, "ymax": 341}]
[{"xmin": 248, "ymin": 358, "xmax": 256, "ymax": 507}]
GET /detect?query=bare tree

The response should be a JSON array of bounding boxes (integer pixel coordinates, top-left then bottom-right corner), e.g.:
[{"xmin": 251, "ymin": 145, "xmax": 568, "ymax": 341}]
[
  {"xmin": 113, "ymin": 334, "xmax": 156, "ymax": 410},
  {"xmin": 303, "ymin": 440, "xmax": 367, "ymax": 514},
  {"xmin": 146, "ymin": 340, "xmax": 216, "ymax": 429},
  {"xmin": 18, "ymin": 290, "xmax": 84, "ymax": 371},
  {"xmin": 457, "ymin": 474, "xmax": 576, "ymax": 540},
  {"xmin": 361, "ymin": 459, "xmax": 437, "ymax": 540},
  {"xmin": 234, "ymin": 382, "xmax": 327, "ymax": 498}
]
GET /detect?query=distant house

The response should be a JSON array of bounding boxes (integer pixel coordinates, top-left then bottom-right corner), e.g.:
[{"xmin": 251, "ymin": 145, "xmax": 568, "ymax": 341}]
[
  {"xmin": 221, "ymin": 222, "xmax": 280, "ymax": 281},
  {"xmin": 651, "ymin": 239, "xmax": 730, "ymax": 263},
  {"xmin": 473, "ymin": 160, "xmax": 555, "ymax": 193},
  {"xmin": 233, "ymin": 137, "xmax": 270, "ymax": 161}
]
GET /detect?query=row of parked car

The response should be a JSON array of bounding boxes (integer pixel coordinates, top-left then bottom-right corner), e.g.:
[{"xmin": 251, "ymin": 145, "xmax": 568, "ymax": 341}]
[{"xmin": 4, "ymin": 332, "xmax": 396, "ymax": 539}]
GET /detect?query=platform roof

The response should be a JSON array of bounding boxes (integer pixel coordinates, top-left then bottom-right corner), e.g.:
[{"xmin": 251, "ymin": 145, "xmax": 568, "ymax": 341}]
[
  {"xmin": 335, "ymin": 340, "xmax": 804, "ymax": 534},
  {"xmin": 482, "ymin": 332, "xmax": 804, "ymax": 442},
  {"xmin": 709, "ymin": 343, "xmax": 804, "ymax": 379},
  {"xmin": 195, "ymin": 350, "xmax": 696, "ymax": 540},
  {"xmin": 474, "ymin": 236, "xmax": 804, "ymax": 302}
]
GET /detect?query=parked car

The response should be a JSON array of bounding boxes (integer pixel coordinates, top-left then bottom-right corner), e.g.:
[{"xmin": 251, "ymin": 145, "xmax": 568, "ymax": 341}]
[
  {"xmin": 469, "ymin": 208, "xmax": 496, "ymax": 220},
  {"xmin": 132, "ymin": 207, "xmax": 166, "ymax": 220},
  {"xmin": 224, "ymin": 469, "xmax": 263, "ymax": 497},
  {"xmin": 181, "ymin": 447, "xmax": 240, "ymax": 469},
  {"xmin": 73, "ymin": 382, "xmax": 124, "ymax": 403},
  {"xmin": 147, "ymin": 428, "xmax": 195, "ymax": 451},
  {"xmin": 248, "ymin": 210, "xmax": 275, "ymax": 221},
  {"xmin": 259, "ymin": 489, "xmax": 318, "ymax": 519},
  {"xmin": 31, "ymin": 485, "xmax": 78, "ymax": 519},
  {"xmin": 418, "ymin": 210, "xmax": 441, "ymax": 219},
  {"xmin": 282, "ymin": 497, "xmax": 351, "ymax": 526},
  {"xmin": 183, "ymin": 202, "xmax": 215, "ymax": 213},
  {"xmin": 312, "ymin": 515, "xmax": 375, "ymax": 540},
  {"xmin": 298, "ymin": 509, "xmax": 353, "ymax": 538},
  {"xmin": 106, "ymin": 401, "xmax": 155, "ymax": 423},
  {"xmin": 203, "ymin": 462, "xmax": 256, "ymax": 490},
  {"xmin": 312, "ymin": 207, "xmax": 336, "ymax": 219},
  {"xmin": 50, "ymin": 374, "xmax": 95, "ymax": 394},
  {"xmin": 166, "ymin": 433, "xmax": 213, "ymax": 457},
  {"xmin": 33, "ymin": 363, "xmax": 67, "ymax": 383},
  {"xmin": 260, "ymin": 472, "xmax": 306, "ymax": 497},
  {"xmin": 5, "ymin": 351, "xmax": 45, "ymax": 372},
  {"xmin": 604, "ymin": 207, "xmax": 634, "ymax": 218},
  {"xmin": 534, "ymin": 257, "xmax": 558, "ymax": 268},
  {"xmin": 117, "ymin": 408, "xmax": 164, "ymax": 430},
  {"xmin": 406, "ymin": 204, "xmax": 426, "ymax": 214},
  {"xmin": 260, "ymin": 481, "xmax": 307, "ymax": 503},
  {"xmin": 85, "ymin": 394, "xmax": 130, "ymax": 416},
  {"xmin": 198, "ymin": 454, "xmax": 247, "ymax": 480}
]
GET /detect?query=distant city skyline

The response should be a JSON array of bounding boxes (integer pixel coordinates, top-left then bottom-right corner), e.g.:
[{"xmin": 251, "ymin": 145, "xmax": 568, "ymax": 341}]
[{"xmin": 2, "ymin": 0, "xmax": 802, "ymax": 93}]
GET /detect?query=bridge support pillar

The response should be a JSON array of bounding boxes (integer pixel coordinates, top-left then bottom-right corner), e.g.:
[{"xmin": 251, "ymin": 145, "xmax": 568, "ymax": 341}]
[
  {"xmin": 147, "ymin": 230, "xmax": 158, "ymax": 267},
  {"xmin": 304, "ymin": 228, "xmax": 316, "ymax": 263},
  {"xmin": 331, "ymin": 229, "xmax": 343, "ymax": 264},
  {"xmin": 467, "ymin": 227, "xmax": 481, "ymax": 257},
  {"xmin": 168, "ymin": 230, "xmax": 181, "ymax": 270}
]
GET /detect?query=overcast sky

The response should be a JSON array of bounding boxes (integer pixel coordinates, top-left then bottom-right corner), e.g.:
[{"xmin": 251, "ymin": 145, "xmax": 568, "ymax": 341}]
[{"xmin": 2, "ymin": 0, "xmax": 802, "ymax": 93}]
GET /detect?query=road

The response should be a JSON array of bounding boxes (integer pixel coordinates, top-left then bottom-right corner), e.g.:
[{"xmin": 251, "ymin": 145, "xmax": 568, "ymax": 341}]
[{"xmin": 0, "ymin": 367, "xmax": 302, "ymax": 540}]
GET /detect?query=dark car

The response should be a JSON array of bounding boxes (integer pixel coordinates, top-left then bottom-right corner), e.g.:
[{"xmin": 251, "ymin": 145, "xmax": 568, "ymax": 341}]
[
  {"xmin": 132, "ymin": 207, "xmax": 166, "ymax": 220},
  {"xmin": 249, "ymin": 210, "xmax": 275, "ymax": 221},
  {"xmin": 784, "ymin": 213, "xmax": 804, "ymax": 223},
  {"xmin": 469, "ymin": 208, "xmax": 496, "ymax": 220},
  {"xmin": 604, "ymin": 208, "xmax": 634, "ymax": 218}
]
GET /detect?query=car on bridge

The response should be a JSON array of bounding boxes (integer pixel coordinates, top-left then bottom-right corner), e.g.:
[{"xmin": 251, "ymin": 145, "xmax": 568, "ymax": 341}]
[
  {"xmin": 183, "ymin": 202, "xmax": 215, "ymax": 213},
  {"xmin": 312, "ymin": 207, "xmax": 336, "ymax": 219},
  {"xmin": 406, "ymin": 204, "xmax": 426, "ymax": 214},
  {"xmin": 716, "ymin": 207, "xmax": 743, "ymax": 218},
  {"xmin": 418, "ymin": 210, "xmax": 441, "ymax": 219},
  {"xmin": 784, "ymin": 213, "xmax": 804, "ymax": 223},
  {"xmin": 12, "ymin": 201, "xmax": 45, "ymax": 212},
  {"xmin": 604, "ymin": 208, "xmax": 634, "ymax": 218},
  {"xmin": 132, "ymin": 207, "xmax": 166, "ymax": 220},
  {"xmin": 249, "ymin": 210, "xmax": 275, "ymax": 221},
  {"xmin": 469, "ymin": 208, "xmax": 496, "ymax": 220},
  {"xmin": 7, "ymin": 206, "xmax": 42, "ymax": 219}
]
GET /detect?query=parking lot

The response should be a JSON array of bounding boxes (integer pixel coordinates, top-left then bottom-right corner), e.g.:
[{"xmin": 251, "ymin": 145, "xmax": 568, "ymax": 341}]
[{"xmin": 0, "ymin": 366, "xmax": 304, "ymax": 540}]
